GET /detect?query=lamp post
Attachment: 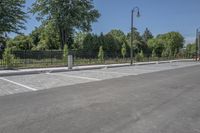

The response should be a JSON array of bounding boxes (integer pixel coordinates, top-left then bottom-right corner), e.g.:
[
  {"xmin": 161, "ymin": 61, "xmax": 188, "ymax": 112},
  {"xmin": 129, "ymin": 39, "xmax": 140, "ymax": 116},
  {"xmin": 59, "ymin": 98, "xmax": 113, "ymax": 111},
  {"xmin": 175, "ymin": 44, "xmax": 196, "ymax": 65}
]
[
  {"xmin": 196, "ymin": 28, "xmax": 200, "ymax": 61},
  {"xmin": 130, "ymin": 7, "xmax": 140, "ymax": 65}
]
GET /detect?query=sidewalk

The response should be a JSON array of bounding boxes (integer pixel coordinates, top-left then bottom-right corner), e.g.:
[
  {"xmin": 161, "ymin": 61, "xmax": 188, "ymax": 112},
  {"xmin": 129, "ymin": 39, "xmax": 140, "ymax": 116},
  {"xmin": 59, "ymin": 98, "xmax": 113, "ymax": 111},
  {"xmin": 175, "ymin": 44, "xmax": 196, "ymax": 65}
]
[{"xmin": 0, "ymin": 59, "xmax": 194, "ymax": 77}]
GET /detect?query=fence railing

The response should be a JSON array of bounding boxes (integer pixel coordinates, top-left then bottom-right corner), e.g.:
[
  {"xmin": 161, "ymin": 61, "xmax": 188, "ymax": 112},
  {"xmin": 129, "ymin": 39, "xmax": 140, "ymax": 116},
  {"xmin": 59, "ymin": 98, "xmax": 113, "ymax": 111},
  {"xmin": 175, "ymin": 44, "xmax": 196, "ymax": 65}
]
[{"xmin": 0, "ymin": 50, "xmax": 188, "ymax": 69}]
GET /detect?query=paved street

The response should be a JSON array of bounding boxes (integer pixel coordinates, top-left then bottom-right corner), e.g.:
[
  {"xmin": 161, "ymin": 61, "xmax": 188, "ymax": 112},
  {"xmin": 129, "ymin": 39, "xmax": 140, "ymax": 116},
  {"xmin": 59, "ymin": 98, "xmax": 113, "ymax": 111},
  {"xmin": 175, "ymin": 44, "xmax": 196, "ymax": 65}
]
[
  {"xmin": 0, "ymin": 62, "xmax": 200, "ymax": 133},
  {"xmin": 0, "ymin": 61, "xmax": 199, "ymax": 96}
]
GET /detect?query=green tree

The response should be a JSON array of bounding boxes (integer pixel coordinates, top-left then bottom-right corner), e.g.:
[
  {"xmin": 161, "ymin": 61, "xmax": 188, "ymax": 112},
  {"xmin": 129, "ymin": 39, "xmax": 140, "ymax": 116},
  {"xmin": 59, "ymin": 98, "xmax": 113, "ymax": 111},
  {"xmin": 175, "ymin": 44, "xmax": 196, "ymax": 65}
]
[
  {"xmin": 36, "ymin": 22, "xmax": 60, "ymax": 50},
  {"xmin": 147, "ymin": 38, "xmax": 164, "ymax": 57},
  {"xmin": 158, "ymin": 32, "xmax": 184, "ymax": 56},
  {"xmin": 152, "ymin": 49, "xmax": 157, "ymax": 58},
  {"xmin": 7, "ymin": 35, "xmax": 32, "ymax": 50},
  {"xmin": 31, "ymin": 0, "xmax": 100, "ymax": 49},
  {"xmin": 29, "ymin": 27, "xmax": 43, "ymax": 48},
  {"xmin": 98, "ymin": 46, "xmax": 104, "ymax": 63},
  {"xmin": 142, "ymin": 28, "xmax": 153, "ymax": 43},
  {"xmin": 121, "ymin": 43, "xmax": 127, "ymax": 58},
  {"xmin": 73, "ymin": 32, "xmax": 87, "ymax": 50},
  {"xmin": 0, "ymin": 0, "xmax": 26, "ymax": 36},
  {"xmin": 127, "ymin": 28, "xmax": 146, "ymax": 54},
  {"xmin": 108, "ymin": 29, "xmax": 126, "ymax": 44},
  {"xmin": 186, "ymin": 43, "xmax": 196, "ymax": 58}
]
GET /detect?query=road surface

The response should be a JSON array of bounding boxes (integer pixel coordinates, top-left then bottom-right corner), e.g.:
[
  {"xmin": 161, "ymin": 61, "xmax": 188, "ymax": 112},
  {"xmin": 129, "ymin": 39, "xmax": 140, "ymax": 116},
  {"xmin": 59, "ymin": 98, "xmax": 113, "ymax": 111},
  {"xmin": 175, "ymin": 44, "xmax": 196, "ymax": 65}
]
[{"xmin": 0, "ymin": 65, "xmax": 200, "ymax": 133}]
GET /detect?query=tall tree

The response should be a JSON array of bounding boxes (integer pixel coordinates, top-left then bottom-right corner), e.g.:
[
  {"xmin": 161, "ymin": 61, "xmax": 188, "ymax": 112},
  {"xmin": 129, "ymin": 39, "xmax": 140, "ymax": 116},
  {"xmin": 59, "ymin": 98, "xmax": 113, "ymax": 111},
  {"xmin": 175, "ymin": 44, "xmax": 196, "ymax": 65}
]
[
  {"xmin": 142, "ymin": 28, "xmax": 153, "ymax": 43},
  {"xmin": 158, "ymin": 32, "xmax": 184, "ymax": 56},
  {"xmin": 31, "ymin": 0, "xmax": 100, "ymax": 49},
  {"xmin": 108, "ymin": 29, "xmax": 126, "ymax": 44},
  {"xmin": 0, "ymin": 0, "xmax": 26, "ymax": 36}
]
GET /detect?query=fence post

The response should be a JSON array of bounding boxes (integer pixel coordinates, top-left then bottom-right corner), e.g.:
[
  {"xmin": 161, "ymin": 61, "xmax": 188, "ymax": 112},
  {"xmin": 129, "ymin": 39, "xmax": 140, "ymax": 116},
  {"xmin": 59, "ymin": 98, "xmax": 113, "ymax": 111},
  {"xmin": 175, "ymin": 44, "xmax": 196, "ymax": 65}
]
[{"xmin": 68, "ymin": 55, "xmax": 73, "ymax": 69}]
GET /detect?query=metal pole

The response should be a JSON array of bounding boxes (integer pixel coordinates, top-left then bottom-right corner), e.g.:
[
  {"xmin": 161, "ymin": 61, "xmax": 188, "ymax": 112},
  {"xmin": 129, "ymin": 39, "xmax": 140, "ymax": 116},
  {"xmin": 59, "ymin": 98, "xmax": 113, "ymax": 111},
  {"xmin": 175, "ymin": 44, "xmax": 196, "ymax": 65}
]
[
  {"xmin": 130, "ymin": 10, "xmax": 134, "ymax": 65},
  {"xmin": 196, "ymin": 29, "xmax": 198, "ymax": 61},
  {"xmin": 198, "ymin": 32, "xmax": 200, "ymax": 61}
]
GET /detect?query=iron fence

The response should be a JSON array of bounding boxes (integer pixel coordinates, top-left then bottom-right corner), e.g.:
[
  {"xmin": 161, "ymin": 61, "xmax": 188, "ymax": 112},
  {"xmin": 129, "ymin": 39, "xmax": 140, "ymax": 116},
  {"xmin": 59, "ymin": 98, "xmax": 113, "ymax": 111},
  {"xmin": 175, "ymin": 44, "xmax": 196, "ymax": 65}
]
[{"xmin": 0, "ymin": 49, "xmax": 187, "ymax": 69}]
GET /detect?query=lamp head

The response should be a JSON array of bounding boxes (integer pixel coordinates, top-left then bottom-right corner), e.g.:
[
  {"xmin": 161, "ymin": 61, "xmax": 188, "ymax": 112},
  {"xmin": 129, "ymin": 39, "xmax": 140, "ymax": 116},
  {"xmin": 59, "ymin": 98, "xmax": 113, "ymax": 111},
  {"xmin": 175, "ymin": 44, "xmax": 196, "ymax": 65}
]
[{"xmin": 136, "ymin": 10, "xmax": 140, "ymax": 18}]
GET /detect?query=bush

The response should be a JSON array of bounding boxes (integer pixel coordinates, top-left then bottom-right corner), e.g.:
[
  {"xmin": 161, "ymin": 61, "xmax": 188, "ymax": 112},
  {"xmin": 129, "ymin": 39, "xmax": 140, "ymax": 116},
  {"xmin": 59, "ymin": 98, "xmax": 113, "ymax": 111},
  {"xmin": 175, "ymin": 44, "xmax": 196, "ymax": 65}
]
[
  {"xmin": 3, "ymin": 47, "xmax": 15, "ymax": 68},
  {"xmin": 63, "ymin": 44, "xmax": 68, "ymax": 63},
  {"xmin": 98, "ymin": 46, "xmax": 104, "ymax": 63}
]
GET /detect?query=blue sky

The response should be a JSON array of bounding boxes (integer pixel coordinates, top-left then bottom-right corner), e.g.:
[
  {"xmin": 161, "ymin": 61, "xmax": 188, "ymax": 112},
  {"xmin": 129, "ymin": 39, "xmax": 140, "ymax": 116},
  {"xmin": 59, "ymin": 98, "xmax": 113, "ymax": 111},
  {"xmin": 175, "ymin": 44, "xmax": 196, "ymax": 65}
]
[{"xmin": 23, "ymin": 0, "xmax": 200, "ymax": 44}]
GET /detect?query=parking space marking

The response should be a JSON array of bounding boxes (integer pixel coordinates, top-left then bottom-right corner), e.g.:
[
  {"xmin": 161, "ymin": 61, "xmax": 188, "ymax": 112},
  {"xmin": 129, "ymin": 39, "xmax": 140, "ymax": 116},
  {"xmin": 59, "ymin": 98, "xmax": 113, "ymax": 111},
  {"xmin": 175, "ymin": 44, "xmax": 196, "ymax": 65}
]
[
  {"xmin": 90, "ymin": 70, "xmax": 131, "ymax": 75},
  {"xmin": 46, "ymin": 73, "xmax": 101, "ymax": 81},
  {"xmin": 0, "ymin": 77, "xmax": 37, "ymax": 91}
]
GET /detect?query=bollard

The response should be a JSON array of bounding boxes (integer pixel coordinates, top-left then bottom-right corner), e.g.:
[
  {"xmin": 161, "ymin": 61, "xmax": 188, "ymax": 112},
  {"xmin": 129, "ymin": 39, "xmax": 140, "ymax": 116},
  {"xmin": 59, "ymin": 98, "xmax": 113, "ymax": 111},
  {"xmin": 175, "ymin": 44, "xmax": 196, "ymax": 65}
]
[{"xmin": 68, "ymin": 55, "xmax": 73, "ymax": 70}]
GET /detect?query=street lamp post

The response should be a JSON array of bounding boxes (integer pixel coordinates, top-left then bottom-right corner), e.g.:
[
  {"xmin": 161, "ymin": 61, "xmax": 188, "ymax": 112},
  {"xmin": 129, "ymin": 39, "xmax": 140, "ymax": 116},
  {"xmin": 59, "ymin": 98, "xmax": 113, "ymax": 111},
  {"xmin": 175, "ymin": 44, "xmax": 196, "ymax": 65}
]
[
  {"xmin": 130, "ymin": 7, "xmax": 140, "ymax": 65},
  {"xmin": 196, "ymin": 28, "xmax": 200, "ymax": 61}
]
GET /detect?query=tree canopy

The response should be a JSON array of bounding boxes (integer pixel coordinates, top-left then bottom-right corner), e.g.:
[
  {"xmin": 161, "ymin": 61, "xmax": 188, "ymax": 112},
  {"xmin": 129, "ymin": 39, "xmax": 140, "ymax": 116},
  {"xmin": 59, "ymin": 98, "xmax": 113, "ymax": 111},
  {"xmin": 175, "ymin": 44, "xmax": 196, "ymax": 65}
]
[
  {"xmin": 31, "ymin": 0, "xmax": 100, "ymax": 49},
  {"xmin": 0, "ymin": 0, "xmax": 26, "ymax": 35}
]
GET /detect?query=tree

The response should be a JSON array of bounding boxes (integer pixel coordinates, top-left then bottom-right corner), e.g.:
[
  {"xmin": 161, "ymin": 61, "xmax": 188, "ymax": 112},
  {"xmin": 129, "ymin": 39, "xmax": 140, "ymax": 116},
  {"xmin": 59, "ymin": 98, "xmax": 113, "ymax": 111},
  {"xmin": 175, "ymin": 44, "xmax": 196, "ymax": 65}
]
[
  {"xmin": 108, "ymin": 29, "xmax": 126, "ymax": 44},
  {"xmin": 147, "ymin": 38, "xmax": 164, "ymax": 57},
  {"xmin": 152, "ymin": 49, "xmax": 157, "ymax": 58},
  {"xmin": 186, "ymin": 43, "xmax": 196, "ymax": 58},
  {"xmin": 142, "ymin": 28, "xmax": 153, "ymax": 43},
  {"xmin": 121, "ymin": 43, "xmax": 127, "ymax": 59},
  {"xmin": 98, "ymin": 46, "xmax": 104, "ymax": 63},
  {"xmin": 36, "ymin": 22, "xmax": 60, "ymax": 50},
  {"xmin": 127, "ymin": 28, "xmax": 146, "ymax": 54},
  {"xmin": 158, "ymin": 32, "xmax": 184, "ymax": 56},
  {"xmin": 0, "ymin": 0, "xmax": 26, "ymax": 36},
  {"xmin": 7, "ymin": 35, "xmax": 32, "ymax": 50},
  {"xmin": 73, "ymin": 32, "xmax": 87, "ymax": 50},
  {"xmin": 29, "ymin": 27, "xmax": 43, "ymax": 48},
  {"xmin": 31, "ymin": 0, "xmax": 100, "ymax": 49}
]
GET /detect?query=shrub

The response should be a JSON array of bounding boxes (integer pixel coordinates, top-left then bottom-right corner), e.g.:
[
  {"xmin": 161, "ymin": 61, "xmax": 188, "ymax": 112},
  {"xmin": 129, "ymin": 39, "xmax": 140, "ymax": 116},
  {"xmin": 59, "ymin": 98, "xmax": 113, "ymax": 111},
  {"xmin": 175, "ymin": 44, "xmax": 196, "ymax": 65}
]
[
  {"xmin": 63, "ymin": 44, "xmax": 68, "ymax": 63},
  {"xmin": 3, "ymin": 47, "xmax": 15, "ymax": 68},
  {"xmin": 98, "ymin": 46, "xmax": 104, "ymax": 63}
]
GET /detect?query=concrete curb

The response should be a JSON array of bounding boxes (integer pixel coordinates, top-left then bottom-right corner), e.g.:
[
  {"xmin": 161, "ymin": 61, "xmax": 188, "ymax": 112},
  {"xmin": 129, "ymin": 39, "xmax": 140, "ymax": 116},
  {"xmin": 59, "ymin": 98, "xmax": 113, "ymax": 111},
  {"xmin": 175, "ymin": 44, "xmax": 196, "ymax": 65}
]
[{"xmin": 0, "ymin": 59, "xmax": 195, "ymax": 77}]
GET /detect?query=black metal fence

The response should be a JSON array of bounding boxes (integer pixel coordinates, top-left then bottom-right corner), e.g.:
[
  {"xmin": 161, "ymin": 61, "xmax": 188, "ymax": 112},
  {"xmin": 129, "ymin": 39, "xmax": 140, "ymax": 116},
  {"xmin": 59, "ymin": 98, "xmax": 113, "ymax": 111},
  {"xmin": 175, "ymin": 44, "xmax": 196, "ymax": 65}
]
[
  {"xmin": 0, "ymin": 50, "xmax": 65, "ymax": 69},
  {"xmin": 0, "ymin": 49, "xmax": 186, "ymax": 69}
]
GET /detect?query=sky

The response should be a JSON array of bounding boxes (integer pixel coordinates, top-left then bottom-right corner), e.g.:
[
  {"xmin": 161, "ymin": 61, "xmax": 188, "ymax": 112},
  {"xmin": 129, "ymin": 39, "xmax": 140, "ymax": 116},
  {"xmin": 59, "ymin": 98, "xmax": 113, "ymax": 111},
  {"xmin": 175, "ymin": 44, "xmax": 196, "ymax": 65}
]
[{"xmin": 22, "ymin": 0, "xmax": 200, "ymax": 44}]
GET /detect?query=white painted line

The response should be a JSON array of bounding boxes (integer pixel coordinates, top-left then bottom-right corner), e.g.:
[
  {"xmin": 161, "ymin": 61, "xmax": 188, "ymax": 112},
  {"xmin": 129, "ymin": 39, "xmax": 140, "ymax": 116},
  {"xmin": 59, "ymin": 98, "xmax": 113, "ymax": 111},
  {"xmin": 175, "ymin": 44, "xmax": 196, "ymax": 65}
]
[
  {"xmin": 89, "ymin": 70, "xmax": 130, "ymax": 75},
  {"xmin": 0, "ymin": 77, "xmax": 37, "ymax": 91},
  {"xmin": 46, "ymin": 73, "xmax": 101, "ymax": 81}
]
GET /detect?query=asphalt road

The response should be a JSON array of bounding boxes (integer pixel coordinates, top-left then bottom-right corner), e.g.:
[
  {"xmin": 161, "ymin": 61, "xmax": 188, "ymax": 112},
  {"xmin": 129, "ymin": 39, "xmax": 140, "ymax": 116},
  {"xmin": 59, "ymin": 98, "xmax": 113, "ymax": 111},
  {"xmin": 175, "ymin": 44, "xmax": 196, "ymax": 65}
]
[{"xmin": 0, "ymin": 65, "xmax": 200, "ymax": 133}]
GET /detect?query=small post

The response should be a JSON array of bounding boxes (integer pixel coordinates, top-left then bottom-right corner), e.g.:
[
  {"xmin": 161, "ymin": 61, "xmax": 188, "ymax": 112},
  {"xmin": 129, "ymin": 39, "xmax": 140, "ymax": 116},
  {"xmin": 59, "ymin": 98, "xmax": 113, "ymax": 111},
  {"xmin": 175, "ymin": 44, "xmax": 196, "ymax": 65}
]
[{"xmin": 68, "ymin": 55, "xmax": 73, "ymax": 70}]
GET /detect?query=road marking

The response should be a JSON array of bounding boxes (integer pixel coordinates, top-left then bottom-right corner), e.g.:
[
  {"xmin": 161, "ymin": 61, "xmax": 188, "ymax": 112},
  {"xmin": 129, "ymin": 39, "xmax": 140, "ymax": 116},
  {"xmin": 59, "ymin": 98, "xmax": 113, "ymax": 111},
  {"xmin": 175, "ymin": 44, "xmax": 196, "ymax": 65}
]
[
  {"xmin": 0, "ymin": 77, "xmax": 37, "ymax": 91},
  {"xmin": 46, "ymin": 73, "xmax": 101, "ymax": 81},
  {"xmin": 89, "ymin": 70, "xmax": 130, "ymax": 75}
]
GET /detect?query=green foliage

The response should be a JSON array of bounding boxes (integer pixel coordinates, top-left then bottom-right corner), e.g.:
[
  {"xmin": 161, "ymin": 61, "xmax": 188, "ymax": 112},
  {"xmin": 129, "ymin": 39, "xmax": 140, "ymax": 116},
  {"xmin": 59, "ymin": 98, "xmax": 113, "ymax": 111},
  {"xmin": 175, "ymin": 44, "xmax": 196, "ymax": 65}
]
[
  {"xmin": 73, "ymin": 32, "xmax": 87, "ymax": 50},
  {"xmin": 63, "ymin": 44, "xmax": 68, "ymax": 63},
  {"xmin": 121, "ymin": 43, "xmax": 127, "ymax": 58},
  {"xmin": 31, "ymin": 0, "xmax": 100, "ymax": 49},
  {"xmin": 139, "ymin": 50, "xmax": 145, "ymax": 59},
  {"xmin": 185, "ymin": 43, "xmax": 196, "ymax": 58},
  {"xmin": 158, "ymin": 32, "xmax": 184, "ymax": 56},
  {"xmin": 0, "ymin": 0, "xmax": 26, "ymax": 34},
  {"xmin": 135, "ymin": 50, "xmax": 145, "ymax": 62},
  {"xmin": 7, "ymin": 35, "xmax": 32, "ymax": 50},
  {"xmin": 98, "ymin": 46, "xmax": 104, "ymax": 63},
  {"xmin": 108, "ymin": 29, "xmax": 126, "ymax": 45},
  {"xmin": 3, "ymin": 47, "xmax": 15, "ymax": 68},
  {"xmin": 36, "ymin": 22, "xmax": 60, "ymax": 50},
  {"xmin": 147, "ymin": 38, "xmax": 164, "ymax": 57},
  {"xmin": 152, "ymin": 49, "xmax": 157, "ymax": 58},
  {"xmin": 142, "ymin": 28, "xmax": 154, "ymax": 43}
]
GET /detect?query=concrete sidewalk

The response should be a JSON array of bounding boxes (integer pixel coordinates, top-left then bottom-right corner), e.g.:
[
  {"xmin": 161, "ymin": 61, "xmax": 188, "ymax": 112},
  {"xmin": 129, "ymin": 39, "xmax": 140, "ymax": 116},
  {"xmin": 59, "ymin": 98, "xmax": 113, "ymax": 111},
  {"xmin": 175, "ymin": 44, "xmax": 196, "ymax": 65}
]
[{"xmin": 0, "ymin": 59, "xmax": 194, "ymax": 77}]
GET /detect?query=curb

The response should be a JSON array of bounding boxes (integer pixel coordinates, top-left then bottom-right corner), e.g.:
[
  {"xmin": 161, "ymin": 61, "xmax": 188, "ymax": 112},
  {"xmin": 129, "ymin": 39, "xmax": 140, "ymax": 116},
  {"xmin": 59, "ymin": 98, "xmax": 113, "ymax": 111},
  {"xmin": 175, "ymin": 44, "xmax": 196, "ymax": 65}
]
[{"xmin": 0, "ymin": 59, "xmax": 195, "ymax": 77}]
